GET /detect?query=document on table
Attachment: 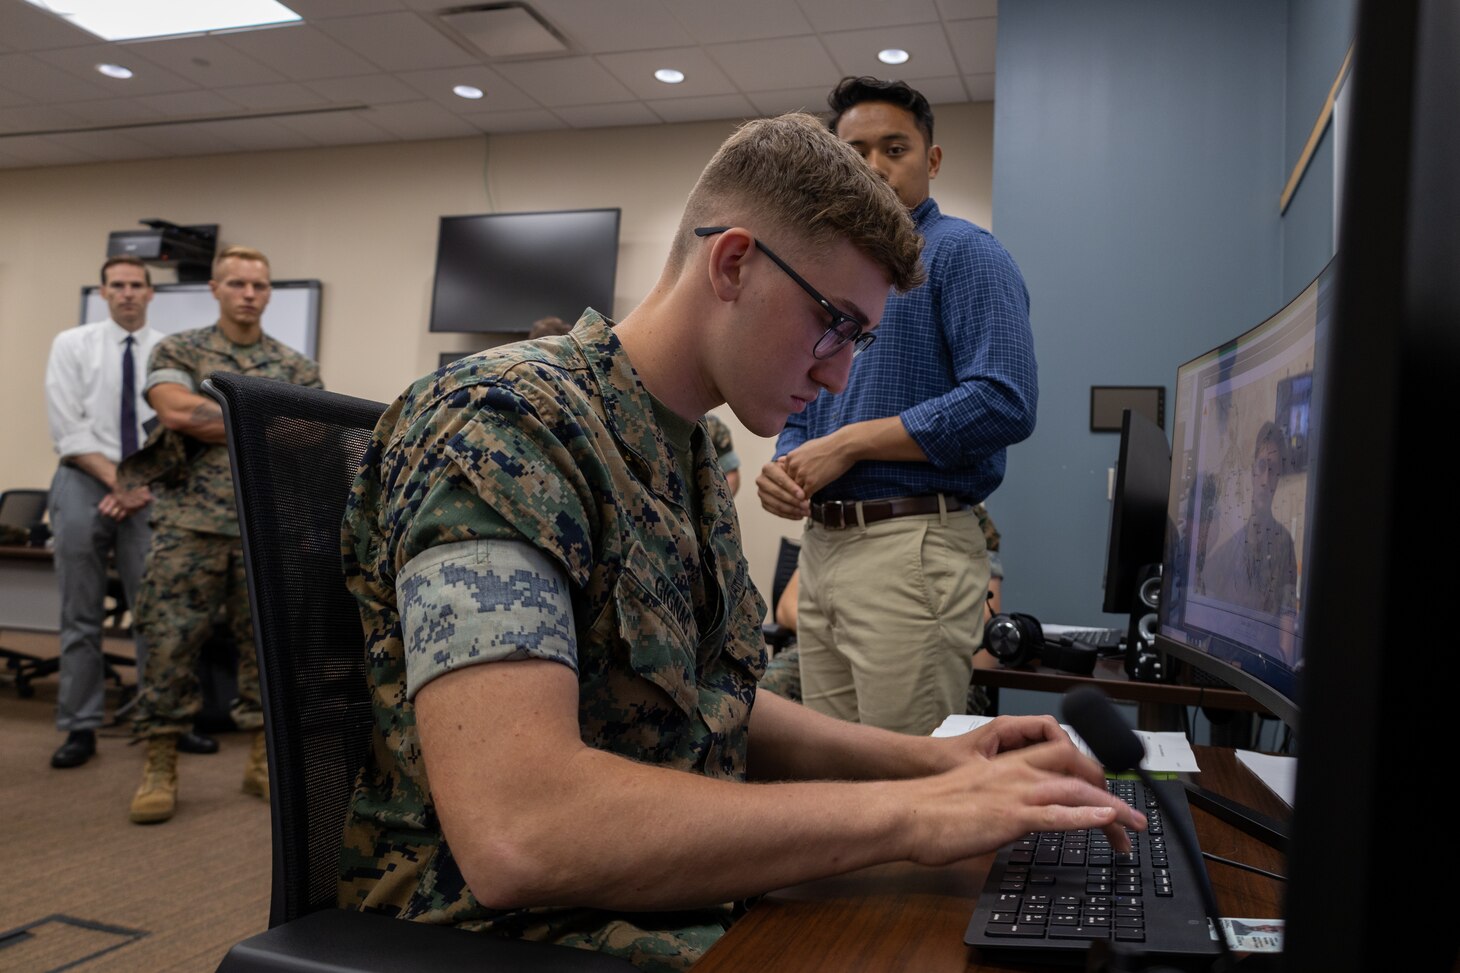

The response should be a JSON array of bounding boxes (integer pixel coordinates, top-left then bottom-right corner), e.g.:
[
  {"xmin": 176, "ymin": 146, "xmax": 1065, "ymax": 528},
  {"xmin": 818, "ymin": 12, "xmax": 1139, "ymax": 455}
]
[
  {"xmin": 1234, "ymin": 749, "xmax": 1296, "ymax": 807},
  {"xmin": 933, "ymin": 714, "xmax": 1201, "ymax": 773}
]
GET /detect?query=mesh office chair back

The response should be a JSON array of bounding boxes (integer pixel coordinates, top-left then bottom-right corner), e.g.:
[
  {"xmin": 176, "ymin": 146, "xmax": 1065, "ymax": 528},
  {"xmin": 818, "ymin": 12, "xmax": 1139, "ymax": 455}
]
[
  {"xmin": 206, "ymin": 372, "xmax": 637, "ymax": 973},
  {"xmin": 206, "ymin": 372, "xmax": 384, "ymax": 926}
]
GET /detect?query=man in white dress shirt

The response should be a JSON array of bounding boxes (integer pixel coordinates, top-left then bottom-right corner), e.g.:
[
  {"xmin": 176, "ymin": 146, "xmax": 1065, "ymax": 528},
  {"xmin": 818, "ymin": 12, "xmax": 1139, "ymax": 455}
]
[{"xmin": 43, "ymin": 256, "xmax": 162, "ymax": 768}]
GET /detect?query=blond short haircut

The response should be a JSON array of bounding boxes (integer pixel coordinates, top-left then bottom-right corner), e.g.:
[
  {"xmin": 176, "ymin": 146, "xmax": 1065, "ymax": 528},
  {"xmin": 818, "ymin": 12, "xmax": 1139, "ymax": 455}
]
[
  {"xmin": 670, "ymin": 112, "xmax": 924, "ymax": 292},
  {"xmin": 212, "ymin": 244, "xmax": 270, "ymax": 278}
]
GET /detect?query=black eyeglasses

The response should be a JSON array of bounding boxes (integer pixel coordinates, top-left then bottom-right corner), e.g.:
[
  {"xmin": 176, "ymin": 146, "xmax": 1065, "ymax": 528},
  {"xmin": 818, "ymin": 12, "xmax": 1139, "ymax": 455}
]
[{"xmin": 694, "ymin": 227, "xmax": 875, "ymax": 359}]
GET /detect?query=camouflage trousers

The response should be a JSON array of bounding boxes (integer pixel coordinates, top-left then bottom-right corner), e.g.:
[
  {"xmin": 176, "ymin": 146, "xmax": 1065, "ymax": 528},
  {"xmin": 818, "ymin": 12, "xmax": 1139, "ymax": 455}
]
[
  {"xmin": 457, "ymin": 904, "xmax": 737, "ymax": 972},
  {"xmin": 130, "ymin": 523, "xmax": 261, "ymax": 738}
]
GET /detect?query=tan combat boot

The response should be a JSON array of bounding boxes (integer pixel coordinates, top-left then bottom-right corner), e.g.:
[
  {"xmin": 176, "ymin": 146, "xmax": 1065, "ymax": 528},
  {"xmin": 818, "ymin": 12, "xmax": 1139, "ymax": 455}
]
[
  {"xmin": 242, "ymin": 729, "xmax": 269, "ymax": 801},
  {"xmin": 129, "ymin": 735, "xmax": 179, "ymax": 824}
]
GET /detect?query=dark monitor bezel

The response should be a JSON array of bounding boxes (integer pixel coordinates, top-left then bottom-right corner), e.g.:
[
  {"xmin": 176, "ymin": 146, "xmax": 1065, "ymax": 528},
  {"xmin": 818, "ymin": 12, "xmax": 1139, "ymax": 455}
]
[
  {"xmin": 1150, "ymin": 260, "xmax": 1333, "ymax": 736},
  {"xmin": 1101, "ymin": 408, "xmax": 1171, "ymax": 616},
  {"xmin": 426, "ymin": 207, "xmax": 621, "ymax": 335}
]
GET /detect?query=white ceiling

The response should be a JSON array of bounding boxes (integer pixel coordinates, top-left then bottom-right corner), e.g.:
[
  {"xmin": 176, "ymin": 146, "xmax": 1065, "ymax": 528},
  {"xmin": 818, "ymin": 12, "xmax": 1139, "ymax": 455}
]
[{"xmin": 0, "ymin": 0, "xmax": 998, "ymax": 170}]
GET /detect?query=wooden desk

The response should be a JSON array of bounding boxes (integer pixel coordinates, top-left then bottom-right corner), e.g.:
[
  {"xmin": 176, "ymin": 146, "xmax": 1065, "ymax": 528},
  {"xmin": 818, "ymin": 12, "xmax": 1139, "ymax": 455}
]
[
  {"xmin": 976, "ymin": 657, "xmax": 1272, "ymax": 715},
  {"xmin": 695, "ymin": 747, "xmax": 1286, "ymax": 973}
]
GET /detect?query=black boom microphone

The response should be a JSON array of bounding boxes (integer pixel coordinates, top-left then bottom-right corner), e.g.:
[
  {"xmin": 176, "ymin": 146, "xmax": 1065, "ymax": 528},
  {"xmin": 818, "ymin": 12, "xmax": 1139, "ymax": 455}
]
[{"xmin": 1061, "ymin": 686, "xmax": 1238, "ymax": 973}]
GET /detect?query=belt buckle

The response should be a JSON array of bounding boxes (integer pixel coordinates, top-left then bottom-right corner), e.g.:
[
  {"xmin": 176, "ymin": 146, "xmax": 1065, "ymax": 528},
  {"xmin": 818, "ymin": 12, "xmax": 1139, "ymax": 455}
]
[{"xmin": 817, "ymin": 500, "xmax": 849, "ymax": 529}]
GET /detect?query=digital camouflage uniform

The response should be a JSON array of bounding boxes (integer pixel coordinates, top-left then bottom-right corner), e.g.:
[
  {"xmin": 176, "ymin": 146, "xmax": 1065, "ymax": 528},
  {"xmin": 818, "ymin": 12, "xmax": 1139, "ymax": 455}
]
[
  {"xmin": 759, "ymin": 502, "xmax": 1002, "ymax": 709},
  {"xmin": 338, "ymin": 311, "xmax": 766, "ymax": 971},
  {"xmin": 124, "ymin": 325, "xmax": 321, "ymax": 738},
  {"xmin": 703, "ymin": 413, "xmax": 739, "ymax": 478}
]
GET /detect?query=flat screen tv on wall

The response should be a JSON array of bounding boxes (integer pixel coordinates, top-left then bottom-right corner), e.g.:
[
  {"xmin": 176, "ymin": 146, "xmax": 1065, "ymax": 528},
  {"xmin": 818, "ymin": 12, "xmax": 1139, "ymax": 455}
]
[{"xmin": 427, "ymin": 208, "xmax": 621, "ymax": 334}]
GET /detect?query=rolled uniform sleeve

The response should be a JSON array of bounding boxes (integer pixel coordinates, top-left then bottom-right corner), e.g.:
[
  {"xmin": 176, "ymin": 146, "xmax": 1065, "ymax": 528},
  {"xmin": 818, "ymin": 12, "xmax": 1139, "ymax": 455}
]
[{"xmin": 398, "ymin": 538, "xmax": 578, "ymax": 700}]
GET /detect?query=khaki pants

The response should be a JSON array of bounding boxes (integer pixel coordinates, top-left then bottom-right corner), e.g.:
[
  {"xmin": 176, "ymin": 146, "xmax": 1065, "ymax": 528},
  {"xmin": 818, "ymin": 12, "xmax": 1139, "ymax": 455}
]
[{"xmin": 796, "ymin": 503, "xmax": 988, "ymax": 736}]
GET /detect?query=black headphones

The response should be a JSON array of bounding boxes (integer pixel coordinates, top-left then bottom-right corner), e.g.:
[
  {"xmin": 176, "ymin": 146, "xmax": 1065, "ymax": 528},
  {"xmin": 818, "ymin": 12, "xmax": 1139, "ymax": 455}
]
[{"xmin": 983, "ymin": 612, "xmax": 1099, "ymax": 676}]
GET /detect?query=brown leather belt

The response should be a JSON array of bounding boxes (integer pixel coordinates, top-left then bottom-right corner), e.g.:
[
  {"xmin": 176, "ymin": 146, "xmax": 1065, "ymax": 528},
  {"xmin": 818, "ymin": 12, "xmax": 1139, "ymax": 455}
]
[{"xmin": 809, "ymin": 495, "xmax": 966, "ymax": 530}]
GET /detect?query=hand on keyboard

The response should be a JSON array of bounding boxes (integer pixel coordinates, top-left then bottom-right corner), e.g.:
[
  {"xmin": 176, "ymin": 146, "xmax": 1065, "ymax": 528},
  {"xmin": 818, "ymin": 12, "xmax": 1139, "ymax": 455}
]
[{"xmin": 911, "ymin": 715, "xmax": 1149, "ymax": 867}]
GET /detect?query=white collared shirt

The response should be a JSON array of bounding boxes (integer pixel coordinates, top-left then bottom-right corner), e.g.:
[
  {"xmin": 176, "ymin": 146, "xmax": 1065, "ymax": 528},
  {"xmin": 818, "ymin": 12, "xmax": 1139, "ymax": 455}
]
[{"xmin": 45, "ymin": 317, "xmax": 162, "ymax": 462}]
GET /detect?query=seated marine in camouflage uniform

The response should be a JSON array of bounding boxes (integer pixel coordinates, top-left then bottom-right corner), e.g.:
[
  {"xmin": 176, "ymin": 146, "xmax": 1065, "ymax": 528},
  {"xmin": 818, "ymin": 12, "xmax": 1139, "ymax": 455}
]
[{"xmin": 337, "ymin": 113, "xmax": 1145, "ymax": 972}]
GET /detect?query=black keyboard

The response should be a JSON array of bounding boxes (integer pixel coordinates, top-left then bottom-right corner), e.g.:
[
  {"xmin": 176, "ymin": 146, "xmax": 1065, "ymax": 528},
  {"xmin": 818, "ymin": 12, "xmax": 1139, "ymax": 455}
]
[
  {"xmin": 964, "ymin": 777, "xmax": 1222, "ymax": 965},
  {"xmin": 1047, "ymin": 626, "xmax": 1124, "ymax": 650}
]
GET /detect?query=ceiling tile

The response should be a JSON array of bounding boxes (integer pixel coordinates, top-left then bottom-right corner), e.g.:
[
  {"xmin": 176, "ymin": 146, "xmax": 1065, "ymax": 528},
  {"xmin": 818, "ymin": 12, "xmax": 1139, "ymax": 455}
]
[
  {"xmin": 0, "ymin": 3, "xmax": 98, "ymax": 53},
  {"xmin": 554, "ymin": 101, "xmax": 662, "ymax": 129},
  {"xmin": 123, "ymin": 123, "xmax": 243, "ymax": 157},
  {"xmin": 305, "ymin": 73, "xmax": 423, "ymax": 106},
  {"xmin": 188, "ymin": 116, "xmax": 320, "ymax": 152},
  {"xmin": 0, "ymin": 53, "xmax": 113, "ymax": 102},
  {"xmin": 214, "ymin": 82, "xmax": 333, "ymax": 111},
  {"xmin": 793, "ymin": 0, "xmax": 941, "ymax": 33},
  {"xmin": 903, "ymin": 75, "xmax": 973, "ymax": 108},
  {"xmin": 461, "ymin": 108, "xmax": 569, "ymax": 134},
  {"xmin": 0, "ymin": 103, "xmax": 89, "ymax": 135},
  {"xmin": 596, "ymin": 47, "xmax": 737, "ymax": 101},
  {"xmin": 221, "ymin": 24, "xmax": 380, "ymax": 81},
  {"xmin": 0, "ymin": 133, "xmax": 102, "ymax": 166},
  {"xmin": 0, "ymin": 84, "xmax": 31, "ymax": 108},
  {"xmin": 820, "ymin": 22, "xmax": 960, "ymax": 79},
  {"xmin": 34, "ymin": 44, "xmax": 198, "ymax": 96},
  {"xmin": 273, "ymin": 108, "xmax": 398, "ymax": 144},
  {"xmin": 315, "ymin": 12, "xmax": 478, "ymax": 72},
  {"xmin": 644, "ymin": 93, "xmax": 758, "ymax": 125},
  {"xmin": 492, "ymin": 56, "xmax": 634, "ymax": 108},
  {"xmin": 395, "ymin": 66, "xmax": 537, "ymax": 112},
  {"xmin": 361, "ymin": 100, "xmax": 480, "ymax": 139},
  {"xmin": 745, "ymin": 86, "xmax": 834, "ymax": 118},
  {"xmin": 46, "ymin": 97, "xmax": 169, "ymax": 128},
  {"xmin": 283, "ymin": 0, "xmax": 407, "ymax": 18},
  {"xmin": 965, "ymin": 72, "xmax": 994, "ymax": 101},
  {"xmin": 937, "ymin": 0, "xmax": 999, "ymax": 21},
  {"xmin": 527, "ymin": 0, "xmax": 691, "ymax": 53},
  {"xmin": 126, "ymin": 35, "xmax": 287, "ymax": 87},
  {"xmin": 707, "ymin": 37, "xmax": 841, "ymax": 92},
  {"xmin": 945, "ymin": 17, "xmax": 997, "ymax": 74},
  {"xmin": 46, "ymin": 129, "xmax": 163, "ymax": 161},
  {"xmin": 669, "ymin": 0, "xmax": 815, "ymax": 44},
  {"xmin": 140, "ymin": 89, "xmax": 252, "ymax": 118}
]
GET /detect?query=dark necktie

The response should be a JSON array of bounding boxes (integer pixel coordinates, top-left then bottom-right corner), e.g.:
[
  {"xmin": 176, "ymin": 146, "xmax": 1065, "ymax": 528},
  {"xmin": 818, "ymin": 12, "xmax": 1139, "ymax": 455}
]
[{"xmin": 120, "ymin": 336, "xmax": 138, "ymax": 460}]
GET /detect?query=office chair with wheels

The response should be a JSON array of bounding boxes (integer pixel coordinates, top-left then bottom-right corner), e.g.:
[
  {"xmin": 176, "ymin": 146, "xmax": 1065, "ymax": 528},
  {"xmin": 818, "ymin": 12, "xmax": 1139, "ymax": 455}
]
[
  {"xmin": 0, "ymin": 488, "xmax": 136, "ymax": 699},
  {"xmin": 760, "ymin": 536, "xmax": 801, "ymax": 655},
  {"xmin": 204, "ymin": 373, "xmax": 634, "ymax": 973},
  {"xmin": 0, "ymin": 489, "xmax": 54, "ymax": 694}
]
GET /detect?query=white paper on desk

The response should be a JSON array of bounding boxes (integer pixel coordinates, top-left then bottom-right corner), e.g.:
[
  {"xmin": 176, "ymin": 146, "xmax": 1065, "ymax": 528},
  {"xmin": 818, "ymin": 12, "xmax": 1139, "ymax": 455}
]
[
  {"xmin": 933, "ymin": 715, "xmax": 1200, "ymax": 773},
  {"xmin": 1234, "ymin": 750, "xmax": 1296, "ymax": 807}
]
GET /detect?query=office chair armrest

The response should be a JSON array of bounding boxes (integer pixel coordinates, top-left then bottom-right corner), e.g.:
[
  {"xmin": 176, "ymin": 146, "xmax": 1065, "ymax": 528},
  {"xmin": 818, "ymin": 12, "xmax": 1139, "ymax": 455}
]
[
  {"xmin": 215, "ymin": 909, "xmax": 638, "ymax": 972},
  {"xmin": 761, "ymin": 622, "xmax": 796, "ymax": 653}
]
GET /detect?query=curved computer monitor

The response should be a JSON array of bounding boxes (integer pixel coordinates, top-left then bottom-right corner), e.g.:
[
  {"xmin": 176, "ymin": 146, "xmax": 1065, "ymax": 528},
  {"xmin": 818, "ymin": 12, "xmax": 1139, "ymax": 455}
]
[{"xmin": 1153, "ymin": 260, "xmax": 1336, "ymax": 734}]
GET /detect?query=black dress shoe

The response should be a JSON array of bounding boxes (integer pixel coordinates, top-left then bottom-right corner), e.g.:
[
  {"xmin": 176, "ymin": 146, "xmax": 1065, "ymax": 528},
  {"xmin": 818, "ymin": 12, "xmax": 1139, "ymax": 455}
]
[
  {"xmin": 51, "ymin": 730, "xmax": 96, "ymax": 769},
  {"xmin": 177, "ymin": 731, "xmax": 220, "ymax": 755}
]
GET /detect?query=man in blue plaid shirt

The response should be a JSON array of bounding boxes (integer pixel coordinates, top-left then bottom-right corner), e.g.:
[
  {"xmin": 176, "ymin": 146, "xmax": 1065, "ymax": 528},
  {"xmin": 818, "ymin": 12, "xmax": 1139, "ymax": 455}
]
[{"xmin": 757, "ymin": 76, "xmax": 1038, "ymax": 736}]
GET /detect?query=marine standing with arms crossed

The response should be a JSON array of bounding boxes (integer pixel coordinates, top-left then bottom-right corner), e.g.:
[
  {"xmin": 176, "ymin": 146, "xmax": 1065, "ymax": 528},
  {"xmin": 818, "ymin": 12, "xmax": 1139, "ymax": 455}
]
[{"xmin": 124, "ymin": 245, "xmax": 322, "ymax": 824}]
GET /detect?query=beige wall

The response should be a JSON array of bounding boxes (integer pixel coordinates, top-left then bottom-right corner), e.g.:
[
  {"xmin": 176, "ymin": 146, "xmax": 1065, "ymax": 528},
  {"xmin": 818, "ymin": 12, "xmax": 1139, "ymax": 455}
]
[{"xmin": 0, "ymin": 101, "xmax": 993, "ymax": 609}]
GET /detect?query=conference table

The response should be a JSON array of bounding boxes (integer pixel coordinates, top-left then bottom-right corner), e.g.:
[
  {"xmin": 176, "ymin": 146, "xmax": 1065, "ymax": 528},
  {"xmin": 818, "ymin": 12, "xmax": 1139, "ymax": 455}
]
[{"xmin": 694, "ymin": 747, "xmax": 1287, "ymax": 972}]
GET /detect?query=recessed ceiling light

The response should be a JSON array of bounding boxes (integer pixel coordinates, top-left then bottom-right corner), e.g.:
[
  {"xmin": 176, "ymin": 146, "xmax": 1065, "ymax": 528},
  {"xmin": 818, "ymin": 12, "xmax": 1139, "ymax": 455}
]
[
  {"xmin": 25, "ymin": 0, "xmax": 301, "ymax": 42},
  {"xmin": 96, "ymin": 63, "xmax": 134, "ymax": 80},
  {"xmin": 878, "ymin": 48, "xmax": 910, "ymax": 65},
  {"xmin": 453, "ymin": 84, "xmax": 485, "ymax": 100},
  {"xmin": 654, "ymin": 68, "xmax": 686, "ymax": 85}
]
